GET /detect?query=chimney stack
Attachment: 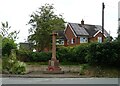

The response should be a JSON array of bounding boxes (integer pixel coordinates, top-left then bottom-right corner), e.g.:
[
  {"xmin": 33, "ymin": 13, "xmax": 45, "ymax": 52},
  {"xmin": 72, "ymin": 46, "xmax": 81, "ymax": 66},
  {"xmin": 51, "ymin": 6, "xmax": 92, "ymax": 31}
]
[{"xmin": 81, "ymin": 19, "xmax": 84, "ymax": 25}]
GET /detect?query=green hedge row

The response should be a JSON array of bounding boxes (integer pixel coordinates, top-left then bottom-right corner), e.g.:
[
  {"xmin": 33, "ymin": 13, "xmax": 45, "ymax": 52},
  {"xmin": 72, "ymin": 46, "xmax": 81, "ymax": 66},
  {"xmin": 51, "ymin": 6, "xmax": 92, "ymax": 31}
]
[
  {"xmin": 16, "ymin": 41, "xmax": 120, "ymax": 66},
  {"xmin": 86, "ymin": 42, "xmax": 120, "ymax": 66},
  {"xmin": 56, "ymin": 45, "xmax": 88, "ymax": 64},
  {"xmin": 16, "ymin": 50, "xmax": 51, "ymax": 62}
]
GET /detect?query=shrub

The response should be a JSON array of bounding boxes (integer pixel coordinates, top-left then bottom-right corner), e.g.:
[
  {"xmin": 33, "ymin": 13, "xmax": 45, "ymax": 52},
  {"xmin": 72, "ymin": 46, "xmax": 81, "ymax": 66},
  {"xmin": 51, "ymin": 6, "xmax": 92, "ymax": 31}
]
[
  {"xmin": 110, "ymin": 41, "xmax": 120, "ymax": 66},
  {"xmin": 2, "ymin": 38, "xmax": 17, "ymax": 56},
  {"xmin": 16, "ymin": 50, "xmax": 30, "ymax": 62},
  {"xmin": 85, "ymin": 42, "xmax": 120, "ymax": 66},
  {"xmin": 79, "ymin": 64, "xmax": 89, "ymax": 75},
  {"xmin": 16, "ymin": 50, "xmax": 51, "ymax": 62},
  {"xmin": 16, "ymin": 41, "xmax": 120, "ymax": 67},
  {"xmin": 85, "ymin": 43, "xmax": 102, "ymax": 64},
  {"xmin": 56, "ymin": 44, "xmax": 88, "ymax": 64},
  {"xmin": 56, "ymin": 47, "xmax": 75, "ymax": 62},
  {"xmin": 28, "ymin": 52, "xmax": 51, "ymax": 62},
  {"xmin": 74, "ymin": 44, "xmax": 88, "ymax": 63},
  {"xmin": 2, "ymin": 49, "xmax": 26, "ymax": 74}
]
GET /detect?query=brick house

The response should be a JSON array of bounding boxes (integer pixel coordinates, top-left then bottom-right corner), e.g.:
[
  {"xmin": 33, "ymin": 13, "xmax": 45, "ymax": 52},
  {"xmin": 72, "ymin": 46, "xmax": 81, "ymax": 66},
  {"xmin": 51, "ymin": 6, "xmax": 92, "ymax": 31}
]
[
  {"xmin": 54, "ymin": 30, "xmax": 67, "ymax": 46},
  {"xmin": 57, "ymin": 20, "xmax": 109, "ymax": 46}
]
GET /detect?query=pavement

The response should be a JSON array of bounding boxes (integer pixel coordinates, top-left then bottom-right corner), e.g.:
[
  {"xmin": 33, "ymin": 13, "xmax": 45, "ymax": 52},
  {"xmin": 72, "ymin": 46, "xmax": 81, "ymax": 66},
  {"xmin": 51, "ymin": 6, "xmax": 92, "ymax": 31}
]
[{"xmin": 2, "ymin": 72, "xmax": 88, "ymax": 78}]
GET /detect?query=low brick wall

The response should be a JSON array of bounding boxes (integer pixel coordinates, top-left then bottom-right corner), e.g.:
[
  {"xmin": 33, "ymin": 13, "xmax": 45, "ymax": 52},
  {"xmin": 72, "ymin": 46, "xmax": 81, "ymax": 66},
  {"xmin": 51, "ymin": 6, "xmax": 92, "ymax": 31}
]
[{"xmin": 27, "ymin": 65, "xmax": 80, "ymax": 73}]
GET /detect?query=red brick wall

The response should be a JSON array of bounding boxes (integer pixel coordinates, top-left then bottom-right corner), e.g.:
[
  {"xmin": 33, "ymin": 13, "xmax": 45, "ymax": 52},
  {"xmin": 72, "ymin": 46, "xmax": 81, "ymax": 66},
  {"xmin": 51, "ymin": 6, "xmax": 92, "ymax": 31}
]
[
  {"xmin": 76, "ymin": 37, "xmax": 80, "ymax": 45},
  {"xmin": 89, "ymin": 32, "xmax": 105, "ymax": 42},
  {"xmin": 64, "ymin": 25, "xmax": 79, "ymax": 46},
  {"xmin": 64, "ymin": 25, "xmax": 106, "ymax": 47},
  {"xmin": 64, "ymin": 40, "xmax": 68, "ymax": 46}
]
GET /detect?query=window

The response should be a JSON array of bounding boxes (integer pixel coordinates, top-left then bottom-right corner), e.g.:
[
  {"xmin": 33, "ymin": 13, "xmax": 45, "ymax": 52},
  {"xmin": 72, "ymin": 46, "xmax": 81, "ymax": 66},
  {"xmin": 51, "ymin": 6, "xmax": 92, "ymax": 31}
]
[
  {"xmin": 98, "ymin": 37, "xmax": 102, "ymax": 43},
  {"xmin": 56, "ymin": 39, "xmax": 59, "ymax": 45},
  {"xmin": 59, "ymin": 40, "xmax": 64, "ymax": 45},
  {"xmin": 73, "ymin": 38, "xmax": 75, "ymax": 43},
  {"xmin": 56, "ymin": 39, "xmax": 64, "ymax": 45},
  {"xmin": 67, "ymin": 40, "xmax": 69, "ymax": 45},
  {"xmin": 71, "ymin": 38, "xmax": 75, "ymax": 44},
  {"xmin": 80, "ymin": 37, "xmax": 88, "ymax": 43},
  {"xmin": 71, "ymin": 38, "xmax": 73, "ymax": 44}
]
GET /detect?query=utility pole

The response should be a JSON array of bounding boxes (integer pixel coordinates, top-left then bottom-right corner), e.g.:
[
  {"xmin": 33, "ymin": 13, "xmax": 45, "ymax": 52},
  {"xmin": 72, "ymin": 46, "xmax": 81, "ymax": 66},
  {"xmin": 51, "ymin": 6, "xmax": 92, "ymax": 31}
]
[{"xmin": 102, "ymin": 2, "xmax": 105, "ymax": 42}]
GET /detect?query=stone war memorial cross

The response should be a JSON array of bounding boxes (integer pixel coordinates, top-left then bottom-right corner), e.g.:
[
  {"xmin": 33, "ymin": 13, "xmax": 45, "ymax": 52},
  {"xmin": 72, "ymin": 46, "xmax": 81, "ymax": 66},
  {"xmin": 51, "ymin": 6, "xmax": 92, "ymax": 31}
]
[{"xmin": 46, "ymin": 31, "xmax": 64, "ymax": 74}]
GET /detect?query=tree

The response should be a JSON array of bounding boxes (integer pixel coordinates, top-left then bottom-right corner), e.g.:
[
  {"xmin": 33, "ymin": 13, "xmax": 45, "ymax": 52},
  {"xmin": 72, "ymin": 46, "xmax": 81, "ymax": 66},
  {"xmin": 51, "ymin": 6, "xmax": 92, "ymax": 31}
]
[
  {"xmin": 2, "ymin": 37, "xmax": 17, "ymax": 56},
  {"xmin": 0, "ymin": 35, "xmax": 2, "ymax": 57},
  {"xmin": 0, "ymin": 21, "xmax": 19, "ymax": 56},
  {"xmin": 0, "ymin": 22, "xmax": 26, "ymax": 74},
  {"xmin": 0, "ymin": 35, "xmax": 2, "ymax": 48},
  {"xmin": 0, "ymin": 21, "xmax": 19, "ymax": 41},
  {"xmin": 117, "ymin": 26, "xmax": 120, "ymax": 41},
  {"xmin": 28, "ymin": 4, "xmax": 65, "ymax": 51}
]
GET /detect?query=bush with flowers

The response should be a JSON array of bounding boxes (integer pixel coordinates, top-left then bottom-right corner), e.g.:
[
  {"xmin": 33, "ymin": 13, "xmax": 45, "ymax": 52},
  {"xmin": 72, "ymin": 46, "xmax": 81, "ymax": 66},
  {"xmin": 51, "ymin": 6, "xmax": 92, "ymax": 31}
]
[{"xmin": 2, "ymin": 49, "xmax": 26, "ymax": 74}]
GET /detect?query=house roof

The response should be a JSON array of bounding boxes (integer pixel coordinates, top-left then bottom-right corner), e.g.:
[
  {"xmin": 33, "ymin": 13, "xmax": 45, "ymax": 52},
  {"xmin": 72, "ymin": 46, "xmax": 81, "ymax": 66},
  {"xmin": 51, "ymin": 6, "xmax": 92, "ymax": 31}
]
[
  {"xmin": 68, "ymin": 23, "xmax": 109, "ymax": 37},
  {"xmin": 54, "ymin": 30, "xmax": 67, "ymax": 40},
  {"xmin": 84, "ymin": 24, "xmax": 109, "ymax": 37},
  {"xmin": 69, "ymin": 23, "xmax": 89, "ymax": 36}
]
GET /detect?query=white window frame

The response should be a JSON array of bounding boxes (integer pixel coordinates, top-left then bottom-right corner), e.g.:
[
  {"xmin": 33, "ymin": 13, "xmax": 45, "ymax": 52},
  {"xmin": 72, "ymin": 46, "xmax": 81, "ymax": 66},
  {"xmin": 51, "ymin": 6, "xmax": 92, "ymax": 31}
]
[
  {"xmin": 61, "ymin": 40, "xmax": 64, "ymax": 45},
  {"xmin": 80, "ymin": 37, "xmax": 88, "ymax": 43},
  {"xmin": 56, "ymin": 39, "xmax": 64, "ymax": 45},
  {"xmin": 71, "ymin": 38, "xmax": 74, "ymax": 44},
  {"xmin": 98, "ymin": 37, "xmax": 102, "ymax": 43}
]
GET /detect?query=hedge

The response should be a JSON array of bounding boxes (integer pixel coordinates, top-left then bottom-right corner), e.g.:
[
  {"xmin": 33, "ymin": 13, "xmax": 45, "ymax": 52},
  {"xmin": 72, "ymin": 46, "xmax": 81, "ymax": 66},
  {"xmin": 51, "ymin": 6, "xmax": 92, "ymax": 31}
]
[
  {"xmin": 56, "ymin": 47, "xmax": 73, "ymax": 62},
  {"xmin": 74, "ymin": 44, "xmax": 88, "ymax": 63},
  {"xmin": 16, "ymin": 50, "xmax": 51, "ymax": 62},
  {"xmin": 16, "ymin": 41, "xmax": 120, "ymax": 66},
  {"xmin": 56, "ymin": 44, "xmax": 88, "ymax": 64},
  {"xmin": 86, "ymin": 42, "xmax": 120, "ymax": 66}
]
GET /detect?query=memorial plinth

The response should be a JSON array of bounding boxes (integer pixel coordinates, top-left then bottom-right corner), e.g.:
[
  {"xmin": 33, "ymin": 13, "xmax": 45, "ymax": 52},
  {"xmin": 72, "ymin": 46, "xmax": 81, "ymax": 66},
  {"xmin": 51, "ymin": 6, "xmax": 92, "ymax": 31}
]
[{"xmin": 45, "ymin": 32, "xmax": 64, "ymax": 74}]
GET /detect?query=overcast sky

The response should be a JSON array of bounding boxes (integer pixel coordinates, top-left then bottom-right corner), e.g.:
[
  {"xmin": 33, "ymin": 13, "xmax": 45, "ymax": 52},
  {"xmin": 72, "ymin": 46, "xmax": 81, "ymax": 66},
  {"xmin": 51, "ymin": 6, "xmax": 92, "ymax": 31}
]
[
  {"xmin": 0, "ymin": 0, "xmax": 119, "ymax": 43},
  {"xmin": 118, "ymin": 1, "xmax": 120, "ymax": 26}
]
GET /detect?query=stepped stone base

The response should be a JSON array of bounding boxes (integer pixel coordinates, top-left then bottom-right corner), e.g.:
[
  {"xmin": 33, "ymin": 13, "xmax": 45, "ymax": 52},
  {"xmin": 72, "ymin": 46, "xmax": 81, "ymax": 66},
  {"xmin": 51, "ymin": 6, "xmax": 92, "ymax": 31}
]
[{"xmin": 44, "ymin": 59, "xmax": 64, "ymax": 74}]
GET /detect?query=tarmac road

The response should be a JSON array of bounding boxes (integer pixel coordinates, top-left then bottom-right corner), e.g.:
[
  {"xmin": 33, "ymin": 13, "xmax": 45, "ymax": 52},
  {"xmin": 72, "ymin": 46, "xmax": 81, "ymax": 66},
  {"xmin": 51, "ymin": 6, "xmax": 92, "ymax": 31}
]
[{"xmin": 2, "ymin": 78, "xmax": 119, "ymax": 85}]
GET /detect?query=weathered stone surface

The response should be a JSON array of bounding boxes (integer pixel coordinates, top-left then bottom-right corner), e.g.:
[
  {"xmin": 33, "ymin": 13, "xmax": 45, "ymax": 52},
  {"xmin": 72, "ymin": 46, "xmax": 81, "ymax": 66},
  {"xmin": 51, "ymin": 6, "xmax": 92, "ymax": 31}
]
[{"xmin": 46, "ymin": 32, "xmax": 62, "ymax": 73}]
